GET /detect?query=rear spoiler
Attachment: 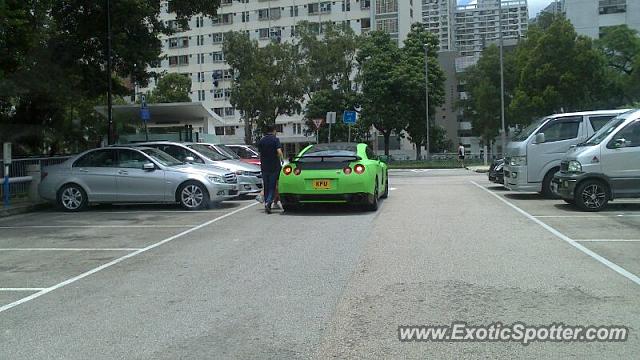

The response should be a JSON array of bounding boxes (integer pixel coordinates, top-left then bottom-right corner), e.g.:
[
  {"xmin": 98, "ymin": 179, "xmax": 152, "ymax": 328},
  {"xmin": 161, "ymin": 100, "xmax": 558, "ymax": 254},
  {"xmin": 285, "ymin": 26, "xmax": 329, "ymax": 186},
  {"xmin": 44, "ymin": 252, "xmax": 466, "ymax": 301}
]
[{"xmin": 289, "ymin": 155, "xmax": 361, "ymax": 163}]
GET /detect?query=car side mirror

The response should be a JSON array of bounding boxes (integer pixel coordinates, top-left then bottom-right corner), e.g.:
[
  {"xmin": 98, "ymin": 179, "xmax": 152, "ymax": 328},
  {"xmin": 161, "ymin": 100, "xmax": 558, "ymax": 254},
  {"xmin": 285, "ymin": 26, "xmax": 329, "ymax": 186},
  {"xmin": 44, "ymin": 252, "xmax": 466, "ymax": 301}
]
[
  {"xmin": 534, "ymin": 133, "xmax": 545, "ymax": 144},
  {"xmin": 185, "ymin": 156, "xmax": 195, "ymax": 163},
  {"xmin": 378, "ymin": 155, "xmax": 389, "ymax": 163},
  {"xmin": 143, "ymin": 163, "xmax": 155, "ymax": 171},
  {"xmin": 613, "ymin": 138, "xmax": 627, "ymax": 148}
]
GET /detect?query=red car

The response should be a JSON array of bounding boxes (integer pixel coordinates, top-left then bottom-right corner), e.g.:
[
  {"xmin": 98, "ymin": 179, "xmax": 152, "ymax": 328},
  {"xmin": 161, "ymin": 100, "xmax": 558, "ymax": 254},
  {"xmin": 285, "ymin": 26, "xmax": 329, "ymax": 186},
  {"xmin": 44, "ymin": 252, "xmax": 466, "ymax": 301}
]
[{"xmin": 226, "ymin": 144, "xmax": 261, "ymax": 166}]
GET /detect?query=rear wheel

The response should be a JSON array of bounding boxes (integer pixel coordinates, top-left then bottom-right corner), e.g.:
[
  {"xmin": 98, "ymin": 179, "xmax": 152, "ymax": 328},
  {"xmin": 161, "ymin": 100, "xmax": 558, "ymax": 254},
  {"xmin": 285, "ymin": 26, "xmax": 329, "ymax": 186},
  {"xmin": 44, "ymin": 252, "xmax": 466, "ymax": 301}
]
[
  {"xmin": 178, "ymin": 181, "xmax": 209, "ymax": 210},
  {"xmin": 575, "ymin": 180, "xmax": 609, "ymax": 212},
  {"xmin": 366, "ymin": 180, "xmax": 379, "ymax": 211},
  {"xmin": 57, "ymin": 184, "xmax": 88, "ymax": 212}
]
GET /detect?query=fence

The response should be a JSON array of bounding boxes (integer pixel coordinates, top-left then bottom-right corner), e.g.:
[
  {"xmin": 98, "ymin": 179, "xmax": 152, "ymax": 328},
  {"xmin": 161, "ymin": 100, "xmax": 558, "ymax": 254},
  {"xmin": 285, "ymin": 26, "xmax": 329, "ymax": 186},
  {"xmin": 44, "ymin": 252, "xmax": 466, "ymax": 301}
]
[{"xmin": 0, "ymin": 156, "xmax": 71, "ymax": 201}]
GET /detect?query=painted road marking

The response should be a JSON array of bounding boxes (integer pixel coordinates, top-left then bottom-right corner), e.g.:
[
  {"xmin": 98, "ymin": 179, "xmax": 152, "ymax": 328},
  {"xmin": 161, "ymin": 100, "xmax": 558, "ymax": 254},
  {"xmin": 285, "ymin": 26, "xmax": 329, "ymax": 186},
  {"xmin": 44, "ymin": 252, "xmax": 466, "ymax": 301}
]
[
  {"xmin": 0, "ymin": 202, "xmax": 258, "ymax": 314},
  {"xmin": 0, "ymin": 288, "xmax": 46, "ymax": 292},
  {"xmin": 471, "ymin": 181, "xmax": 640, "ymax": 286},
  {"xmin": 575, "ymin": 239, "xmax": 640, "ymax": 242},
  {"xmin": 534, "ymin": 214, "xmax": 640, "ymax": 218},
  {"xmin": 0, "ymin": 225, "xmax": 198, "ymax": 229},
  {"xmin": 0, "ymin": 248, "xmax": 141, "ymax": 251}
]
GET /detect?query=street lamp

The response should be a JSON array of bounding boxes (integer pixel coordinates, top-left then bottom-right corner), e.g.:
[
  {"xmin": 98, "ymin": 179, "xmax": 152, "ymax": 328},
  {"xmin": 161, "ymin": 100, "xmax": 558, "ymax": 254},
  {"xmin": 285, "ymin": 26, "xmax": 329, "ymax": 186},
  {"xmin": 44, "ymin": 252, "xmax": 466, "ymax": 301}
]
[
  {"xmin": 106, "ymin": 0, "xmax": 114, "ymax": 145},
  {"xmin": 424, "ymin": 44, "xmax": 430, "ymax": 161},
  {"xmin": 498, "ymin": 0, "xmax": 506, "ymax": 157}
]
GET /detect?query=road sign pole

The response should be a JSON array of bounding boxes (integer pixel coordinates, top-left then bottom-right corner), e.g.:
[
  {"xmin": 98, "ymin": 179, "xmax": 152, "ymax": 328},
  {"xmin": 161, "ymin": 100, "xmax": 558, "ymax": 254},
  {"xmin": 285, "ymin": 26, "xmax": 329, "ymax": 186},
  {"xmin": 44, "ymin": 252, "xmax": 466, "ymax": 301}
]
[
  {"xmin": 3, "ymin": 165, "xmax": 8, "ymax": 208},
  {"xmin": 329, "ymin": 122, "xmax": 332, "ymax": 143},
  {"xmin": 348, "ymin": 126, "xmax": 351, "ymax": 143}
]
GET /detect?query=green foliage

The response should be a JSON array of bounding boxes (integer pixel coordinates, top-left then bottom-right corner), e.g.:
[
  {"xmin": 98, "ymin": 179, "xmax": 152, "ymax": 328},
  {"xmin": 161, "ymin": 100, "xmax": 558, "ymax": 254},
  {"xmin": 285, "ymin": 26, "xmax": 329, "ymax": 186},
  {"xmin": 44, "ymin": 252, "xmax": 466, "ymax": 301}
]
[
  {"xmin": 0, "ymin": 0, "xmax": 219, "ymax": 155},
  {"xmin": 147, "ymin": 73, "xmax": 192, "ymax": 103},
  {"xmin": 596, "ymin": 25, "xmax": 640, "ymax": 105}
]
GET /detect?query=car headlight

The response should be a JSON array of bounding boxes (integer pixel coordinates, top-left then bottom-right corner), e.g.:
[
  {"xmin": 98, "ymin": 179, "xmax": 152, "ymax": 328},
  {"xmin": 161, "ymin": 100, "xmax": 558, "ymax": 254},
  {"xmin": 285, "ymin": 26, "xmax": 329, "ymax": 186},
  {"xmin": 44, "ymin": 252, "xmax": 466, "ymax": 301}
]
[
  {"xmin": 567, "ymin": 160, "xmax": 582, "ymax": 173},
  {"xmin": 208, "ymin": 175, "xmax": 224, "ymax": 183},
  {"xmin": 509, "ymin": 156, "xmax": 527, "ymax": 166}
]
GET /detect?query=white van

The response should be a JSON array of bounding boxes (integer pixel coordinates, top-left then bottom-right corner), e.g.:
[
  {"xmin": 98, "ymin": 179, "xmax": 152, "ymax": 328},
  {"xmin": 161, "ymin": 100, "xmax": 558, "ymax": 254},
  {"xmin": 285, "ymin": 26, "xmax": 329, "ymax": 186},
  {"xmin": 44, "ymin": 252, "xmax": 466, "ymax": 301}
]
[
  {"xmin": 554, "ymin": 109, "xmax": 640, "ymax": 211},
  {"xmin": 503, "ymin": 109, "xmax": 629, "ymax": 197}
]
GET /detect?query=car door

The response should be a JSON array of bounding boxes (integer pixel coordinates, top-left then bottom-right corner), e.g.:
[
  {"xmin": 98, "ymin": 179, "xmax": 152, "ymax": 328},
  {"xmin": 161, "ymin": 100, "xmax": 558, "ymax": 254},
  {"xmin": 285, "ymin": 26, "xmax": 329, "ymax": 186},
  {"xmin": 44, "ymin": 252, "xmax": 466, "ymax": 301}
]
[
  {"xmin": 527, "ymin": 116, "xmax": 583, "ymax": 183},
  {"xmin": 71, "ymin": 149, "xmax": 118, "ymax": 201},
  {"xmin": 601, "ymin": 120, "xmax": 640, "ymax": 197},
  {"xmin": 115, "ymin": 149, "xmax": 167, "ymax": 202}
]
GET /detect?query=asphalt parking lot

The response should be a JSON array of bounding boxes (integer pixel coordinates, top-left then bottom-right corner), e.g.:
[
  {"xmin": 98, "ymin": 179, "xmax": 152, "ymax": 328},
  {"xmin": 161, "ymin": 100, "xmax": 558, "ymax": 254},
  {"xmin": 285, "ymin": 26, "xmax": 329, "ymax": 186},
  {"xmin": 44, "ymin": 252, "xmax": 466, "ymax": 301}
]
[
  {"xmin": 0, "ymin": 200, "xmax": 258, "ymax": 311},
  {"xmin": 475, "ymin": 181, "xmax": 640, "ymax": 283}
]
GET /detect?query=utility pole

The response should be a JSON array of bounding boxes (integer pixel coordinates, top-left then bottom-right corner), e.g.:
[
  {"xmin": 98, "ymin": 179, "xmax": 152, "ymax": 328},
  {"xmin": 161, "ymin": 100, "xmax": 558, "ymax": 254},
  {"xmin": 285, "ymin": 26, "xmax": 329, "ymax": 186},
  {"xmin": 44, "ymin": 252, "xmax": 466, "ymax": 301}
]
[
  {"xmin": 424, "ymin": 44, "xmax": 430, "ymax": 161},
  {"xmin": 498, "ymin": 0, "xmax": 506, "ymax": 157},
  {"xmin": 106, "ymin": 0, "xmax": 114, "ymax": 145}
]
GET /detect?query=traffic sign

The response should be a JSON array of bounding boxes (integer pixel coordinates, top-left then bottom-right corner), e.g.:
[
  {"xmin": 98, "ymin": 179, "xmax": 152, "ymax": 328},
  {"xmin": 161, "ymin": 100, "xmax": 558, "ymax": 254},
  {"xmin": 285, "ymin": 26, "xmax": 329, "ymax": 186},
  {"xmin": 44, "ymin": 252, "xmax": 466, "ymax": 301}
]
[
  {"xmin": 140, "ymin": 107, "xmax": 150, "ymax": 122},
  {"xmin": 343, "ymin": 111, "xmax": 357, "ymax": 125},
  {"xmin": 326, "ymin": 112, "xmax": 336, "ymax": 124},
  {"xmin": 312, "ymin": 118, "xmax": 324, "ymax": 129}
]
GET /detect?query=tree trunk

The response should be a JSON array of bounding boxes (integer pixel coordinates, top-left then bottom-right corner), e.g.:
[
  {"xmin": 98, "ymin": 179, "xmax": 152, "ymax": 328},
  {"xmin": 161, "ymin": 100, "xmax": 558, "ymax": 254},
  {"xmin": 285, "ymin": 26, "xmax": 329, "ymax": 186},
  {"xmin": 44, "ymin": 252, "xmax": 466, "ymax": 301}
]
[
  {"xmin": 383, "ymin": 132, "xmax": 390, "ymax": 155},
  {"xmin": 244, "ymin": 117, "xmax": 253, "ymax": 145},
  {"xmin": 415, "ymin": 144, "xmax": 422, "ymax": 160}
]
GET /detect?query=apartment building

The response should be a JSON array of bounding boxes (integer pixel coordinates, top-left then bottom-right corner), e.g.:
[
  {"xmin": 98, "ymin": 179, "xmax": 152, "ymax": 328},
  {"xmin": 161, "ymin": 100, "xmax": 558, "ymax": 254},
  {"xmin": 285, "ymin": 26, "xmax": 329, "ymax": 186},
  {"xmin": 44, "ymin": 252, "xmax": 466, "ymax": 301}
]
[
  {"xmin": 422, "ymin": 0, "xmax": 528, "ymax": 155},
  {"xmin": 564, "ymin": 0, "xmax": 640, "ymax": 39},
  {"xmin": 140, "ymin": 0, "xmax": 420, "ymax": 154}
]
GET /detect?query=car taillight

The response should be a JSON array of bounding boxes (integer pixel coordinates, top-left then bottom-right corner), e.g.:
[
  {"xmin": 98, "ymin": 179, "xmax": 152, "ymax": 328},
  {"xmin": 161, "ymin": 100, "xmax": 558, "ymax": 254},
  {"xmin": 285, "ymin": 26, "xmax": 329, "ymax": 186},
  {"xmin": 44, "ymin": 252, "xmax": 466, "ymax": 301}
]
[
  {"xmin": 343, "ymin": 166, "xmax": 352, "ymax": 175},
  {"xmin": 354, "ymin": 164, "xmax": 365, "ymax": 174},
  {"xmin": 283, "ymin": 165, "xmax": 293, "ymax": 175}
]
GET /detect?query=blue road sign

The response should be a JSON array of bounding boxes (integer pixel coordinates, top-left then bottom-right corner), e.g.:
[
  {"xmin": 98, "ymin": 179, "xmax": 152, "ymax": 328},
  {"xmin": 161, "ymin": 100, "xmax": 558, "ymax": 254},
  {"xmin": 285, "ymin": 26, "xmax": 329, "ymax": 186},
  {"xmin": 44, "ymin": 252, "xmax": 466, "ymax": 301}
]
[
  {"xmin": 140, "ymin": 107, "xmax": 150, "ymax": 122},
  {"xmin": 343, "ymin": 111, "xmax": 357, "ymax": 125}
]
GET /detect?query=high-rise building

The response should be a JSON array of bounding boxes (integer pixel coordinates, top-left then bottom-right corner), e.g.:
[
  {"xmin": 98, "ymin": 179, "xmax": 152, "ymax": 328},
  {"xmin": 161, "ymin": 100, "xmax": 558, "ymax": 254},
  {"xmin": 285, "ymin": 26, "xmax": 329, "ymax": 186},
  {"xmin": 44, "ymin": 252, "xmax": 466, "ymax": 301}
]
[
  {"xmin": 140, "ymin": 0, "xmax": 420, "ymax": 153},
  {"xmin": 564, "ymin": 0, "xmax": 640, "ymax": 39}
]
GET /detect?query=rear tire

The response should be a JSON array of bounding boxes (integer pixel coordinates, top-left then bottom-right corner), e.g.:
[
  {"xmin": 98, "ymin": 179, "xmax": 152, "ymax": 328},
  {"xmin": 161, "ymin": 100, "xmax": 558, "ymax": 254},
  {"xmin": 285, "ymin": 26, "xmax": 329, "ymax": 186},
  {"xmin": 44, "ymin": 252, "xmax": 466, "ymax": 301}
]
[
  {"xmin": 57, "ymin": 184, "xmax": 88, "ymax": 212},
  {"xmin": 575, "ymin": 180, "xmax": 609, "ymax": 212},
  {"xmin": 178, "ymin": 181, "xmax": 209, "ymax": 210},
  {"xmin": 541, "ymin": 168, "xmax": 560, "ymax": 199},
  {"xmin": 366, "ymin": 180, "xmax": 379, "ymax": 211}
]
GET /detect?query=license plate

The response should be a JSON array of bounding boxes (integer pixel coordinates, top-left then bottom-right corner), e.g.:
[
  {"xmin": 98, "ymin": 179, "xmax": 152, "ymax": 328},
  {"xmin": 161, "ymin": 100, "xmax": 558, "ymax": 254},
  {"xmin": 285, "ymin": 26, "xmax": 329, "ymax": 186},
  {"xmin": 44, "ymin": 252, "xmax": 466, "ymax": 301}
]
[{"xmin": 312, "ymin": 179, "xmax": 332, "ymax": 190}]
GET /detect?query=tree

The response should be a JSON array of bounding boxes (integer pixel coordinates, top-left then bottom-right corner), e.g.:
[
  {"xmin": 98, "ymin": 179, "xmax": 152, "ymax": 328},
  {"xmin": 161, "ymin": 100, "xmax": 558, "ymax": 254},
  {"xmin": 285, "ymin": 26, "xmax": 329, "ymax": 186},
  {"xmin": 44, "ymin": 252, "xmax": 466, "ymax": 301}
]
[
  {"xmin": 224, "ymin": 32, "xmax": 306, "ymax": 144},
  {"xmin": 0, "ymin": 1, "xmax": 220, "ymax": 155},
  {"xmin": 356, "ymin": 31, "xmax": 407, "ymax": 155},
  {"xmin": 509, "ymin": 16, "xmax": 607, "ymax": 124},
  {"xmin": 396, "ymin": 23, "xmax": 446, "ymax": 159},
  {"xmin": 596, "ymin": 25, "xmax": 640, "ymax": 105},
  {"xmin": 147, "ymin": 73, "xmax": 192, "ymax": 103}
]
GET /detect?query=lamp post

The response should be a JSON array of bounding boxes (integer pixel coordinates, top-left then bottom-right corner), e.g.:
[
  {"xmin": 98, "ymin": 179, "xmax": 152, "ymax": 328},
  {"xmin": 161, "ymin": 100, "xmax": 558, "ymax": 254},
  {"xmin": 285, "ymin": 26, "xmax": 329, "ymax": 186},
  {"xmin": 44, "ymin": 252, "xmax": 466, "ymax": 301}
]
[
  {"xmin": 424, "ymin": 44, "xmax": 430, "ymax": 161},
  {"xmin": 498, "ymin": 0, "xmax": 506, "ymax": 157},
  {"xmin": 106, "ymin": 0, "xmax": 114, "ymax": 145}
]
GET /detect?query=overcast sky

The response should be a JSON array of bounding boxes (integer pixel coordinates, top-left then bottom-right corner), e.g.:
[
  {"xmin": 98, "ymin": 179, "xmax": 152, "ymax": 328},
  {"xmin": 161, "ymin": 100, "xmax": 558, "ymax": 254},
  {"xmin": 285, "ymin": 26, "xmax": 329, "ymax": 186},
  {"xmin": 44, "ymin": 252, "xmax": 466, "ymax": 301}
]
[{"xmin": 458, "ymin": 0, "xmax": 553, "ymax": 19}]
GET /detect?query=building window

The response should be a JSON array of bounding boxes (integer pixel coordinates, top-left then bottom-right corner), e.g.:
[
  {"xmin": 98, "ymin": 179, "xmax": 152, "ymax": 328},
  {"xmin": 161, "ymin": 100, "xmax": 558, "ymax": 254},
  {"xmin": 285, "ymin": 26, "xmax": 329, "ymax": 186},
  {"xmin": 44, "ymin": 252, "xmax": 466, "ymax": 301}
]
[
  {"xmin": 212, "ymin": 13, "xmax": 233, "ymax": 26},
  {"xmin": 197, "ymin": 72, "xmax": 205, "ymax": 83},
  {"xmin": 168, "ymin": 37, "xmax": 189, "ymax": 49},
  {"xmin": 241, "ymin": 11, "xmax": 250, "ymax": 22},
  {"xmin": 213, "ymin": 108, "xmax": 224, "ymax": 117},
  {"xmin": 274, "ymin": 124, "xmax": 284, "ymax": 133},
  {"xmin": 196, "ymin": 35, "xmax": 204, "ymax": 46},
  {"xmin": 342, "ymin": 0, "xmax": 351, "ymax": 11},
  {"xmin": 293, "ymin": 123, "xmax": 302, "ymax": 135},
  {"xmin": 211, "ymin": 32, "xmax": 224, "ymax": 44},
  {"xmin": 224, "ymin": 107, "xmax": 235, "ymax": 117},
  {"xmin": 224, "ymin": 126, "xmax": 236, "ymax": 135},
  {"xmin": 361, "ymin": 0, "xmax": 371, "ymax": 10},
  {"xmin": 599, "ymin": 0, "xmax": 626, "ymax": 14},
  {"xmin": 309, "ymin": 2, "xmax": 331, "ymax": 15},
  {"xmin": 197, "ymin": 90, "xmax": 206, "ymax": 101},
  {"xmin": 375, "ymin": 0, "xmax": 397, "ymax": 14},
  {"xmin": 168, "ymin": 55, "xmax": 189, "ymax": 66},
  {"xmin": 259, "ymin": 28, "xmax": 269, "ymax": 39},
  {"xmin": 211, "ymin": 51, "xmax": 224, "ymax": 62},
  {"xmin": 215, "ymin": 126, "xmax": 225, "ymax": 135},
  {"xmin": 376, "ymin": 18, "xmax": 398, "ymax": 34},
  {"xmin": 290, "ymin": 6, "xmax": 299, "ymax": 17},
  {"xmin": 223, "ymin": 69, "xmax": 233, "ymax": 80},
  {"xmin": 361, "ymin": 18, "xmax": 371, "ymax": 32}
]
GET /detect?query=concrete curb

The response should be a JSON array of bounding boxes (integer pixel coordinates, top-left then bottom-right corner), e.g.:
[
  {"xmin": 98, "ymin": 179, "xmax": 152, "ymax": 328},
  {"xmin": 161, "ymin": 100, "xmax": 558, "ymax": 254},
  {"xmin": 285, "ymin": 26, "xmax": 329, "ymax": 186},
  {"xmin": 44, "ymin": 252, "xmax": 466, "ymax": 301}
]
[{"xmin": 0, "ymin": 202, "xmax": 51, "ymax": 218}]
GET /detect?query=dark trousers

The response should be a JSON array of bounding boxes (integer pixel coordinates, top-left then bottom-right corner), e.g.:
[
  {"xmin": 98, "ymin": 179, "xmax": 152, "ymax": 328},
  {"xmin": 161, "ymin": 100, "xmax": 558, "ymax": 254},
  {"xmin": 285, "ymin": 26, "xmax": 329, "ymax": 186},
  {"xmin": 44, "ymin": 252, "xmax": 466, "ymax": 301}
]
[{"xmin": 262, "ymin": 171, "xmax": 279, "ymax": 205}]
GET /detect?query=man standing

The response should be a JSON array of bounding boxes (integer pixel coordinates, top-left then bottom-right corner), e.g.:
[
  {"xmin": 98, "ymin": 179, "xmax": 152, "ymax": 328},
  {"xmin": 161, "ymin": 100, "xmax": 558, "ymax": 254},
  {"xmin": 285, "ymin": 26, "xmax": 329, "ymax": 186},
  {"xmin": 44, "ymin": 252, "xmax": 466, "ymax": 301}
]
[
  {"xmin": 257, "ymin": 124, "xmax": 283, "ymax": 214},
  {"xmin": 458, "ymin": 142, "xmax": 466, "ymax": 169}
]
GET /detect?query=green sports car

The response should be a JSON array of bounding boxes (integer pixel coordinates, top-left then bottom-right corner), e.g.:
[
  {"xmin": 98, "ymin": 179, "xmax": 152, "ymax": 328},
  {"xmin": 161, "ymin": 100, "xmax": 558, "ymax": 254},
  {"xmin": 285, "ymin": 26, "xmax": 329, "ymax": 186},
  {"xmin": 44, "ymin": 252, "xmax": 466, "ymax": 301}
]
[{"xmin": 278, "ymin": 143, "xmax": 389, "ymax": 211}]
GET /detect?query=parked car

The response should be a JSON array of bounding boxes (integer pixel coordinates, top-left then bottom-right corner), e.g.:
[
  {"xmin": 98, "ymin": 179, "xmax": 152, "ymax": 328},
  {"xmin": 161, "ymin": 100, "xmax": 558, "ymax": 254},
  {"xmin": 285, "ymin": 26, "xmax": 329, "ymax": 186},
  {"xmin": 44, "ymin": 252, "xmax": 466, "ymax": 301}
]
[
  {"xmin": 553, "ymin": 109, "xmax": 640, "ymax": 211},
  {"xmin": 226, "ymin": 144, "xmax": 261, "ymax": 166},
  {"xmin": 503, "ymin": 109, "xmax": 629, "ymax": 197},
  {"xmin": 39, "ymin": 147, "xmax": 239, "ymax": 211},
  {"xmin": 488, "ymin": 158, "xmax": 505, "ymax": 185},
  {"xmin": 278, "ymin": 143, "xmax": 388, "ymax": 211},
  {"xmin": 131, "ymin": 142, "xmax": 263, "ymax": 194}
]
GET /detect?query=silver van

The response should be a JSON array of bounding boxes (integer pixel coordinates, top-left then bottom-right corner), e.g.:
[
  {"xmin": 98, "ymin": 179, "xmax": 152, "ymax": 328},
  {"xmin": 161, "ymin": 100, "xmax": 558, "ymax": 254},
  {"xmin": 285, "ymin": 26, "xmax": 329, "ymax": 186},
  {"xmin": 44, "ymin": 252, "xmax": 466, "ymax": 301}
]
[
  {"xmin": 553, "ymin": 109, "xmax": 640, "ymax": 211},
  {"xmin": 503, "ymin": 109, "xmax": 629, "ymax": 197}
]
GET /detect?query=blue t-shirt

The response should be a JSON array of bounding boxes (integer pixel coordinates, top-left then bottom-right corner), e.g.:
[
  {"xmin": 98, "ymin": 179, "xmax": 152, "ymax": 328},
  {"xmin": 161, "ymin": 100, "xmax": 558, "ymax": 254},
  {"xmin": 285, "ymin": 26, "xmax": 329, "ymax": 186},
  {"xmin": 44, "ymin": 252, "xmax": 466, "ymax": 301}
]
[{"xmin": 257, "ymin": 134, "xmax": 282, "ymax": 173}]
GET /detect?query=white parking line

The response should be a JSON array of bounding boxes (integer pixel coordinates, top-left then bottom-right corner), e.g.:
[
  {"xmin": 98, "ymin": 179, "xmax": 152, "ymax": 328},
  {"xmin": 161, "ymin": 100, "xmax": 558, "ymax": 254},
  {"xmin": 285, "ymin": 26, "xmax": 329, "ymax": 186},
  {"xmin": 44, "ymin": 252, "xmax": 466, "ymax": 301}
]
[
  {"xmin": 0, "ymin": 248, "xmax": 141, "ymax": 251},
  {"xmin": 575, "ymin": 239, "xmax": 640, "ymax": 242},
  {"xmin": 0, "ymin": 202, "xmax": 258, "ymax": 314},
  {"xmin": 0, "ymin": 225, "xmax": 198, "ymax": 229},
  {"xmin": 471, "ymin": 181, "xmax": 640, "ymax": 286},
  {"xmin": 0, "ymin": 288, "xmax": 46, "ymax": 292},
  {"xmin": 535, "ymin": 214, "xmax": 640, "ymax": 218}
]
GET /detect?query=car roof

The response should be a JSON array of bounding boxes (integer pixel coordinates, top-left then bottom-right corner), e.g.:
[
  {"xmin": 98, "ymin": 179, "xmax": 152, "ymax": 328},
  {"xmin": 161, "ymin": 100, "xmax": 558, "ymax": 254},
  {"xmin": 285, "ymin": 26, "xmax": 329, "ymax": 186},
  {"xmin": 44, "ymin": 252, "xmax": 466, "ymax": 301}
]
[{"xmin": 549, "ymin": 109, "xmax": 630, "ymax": 118}]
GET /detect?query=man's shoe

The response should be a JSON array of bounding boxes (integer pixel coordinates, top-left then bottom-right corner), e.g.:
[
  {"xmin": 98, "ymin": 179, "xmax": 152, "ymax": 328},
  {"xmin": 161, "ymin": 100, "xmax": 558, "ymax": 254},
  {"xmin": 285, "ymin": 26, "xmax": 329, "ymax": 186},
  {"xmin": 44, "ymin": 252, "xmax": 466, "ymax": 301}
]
[{"xmin": 265, "ymin": 203, "xmax": 272, "ymax": 214}]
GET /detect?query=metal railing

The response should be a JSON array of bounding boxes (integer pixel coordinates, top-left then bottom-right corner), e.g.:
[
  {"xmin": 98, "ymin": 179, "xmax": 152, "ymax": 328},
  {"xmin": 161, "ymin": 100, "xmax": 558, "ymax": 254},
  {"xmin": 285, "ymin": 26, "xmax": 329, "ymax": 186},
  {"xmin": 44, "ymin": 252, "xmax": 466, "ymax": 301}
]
[{"xmin": 1, "ymin": 156, "xmax": 71, "ymax": 200}]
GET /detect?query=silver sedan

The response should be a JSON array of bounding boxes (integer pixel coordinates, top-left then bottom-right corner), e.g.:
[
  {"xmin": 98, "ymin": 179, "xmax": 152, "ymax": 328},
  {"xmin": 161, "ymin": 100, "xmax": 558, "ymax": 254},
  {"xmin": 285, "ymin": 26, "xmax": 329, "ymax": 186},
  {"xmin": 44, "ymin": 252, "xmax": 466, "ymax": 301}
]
[{"xmin": 39, "ymin": 147, "xmax": 240, "ymax": 211}]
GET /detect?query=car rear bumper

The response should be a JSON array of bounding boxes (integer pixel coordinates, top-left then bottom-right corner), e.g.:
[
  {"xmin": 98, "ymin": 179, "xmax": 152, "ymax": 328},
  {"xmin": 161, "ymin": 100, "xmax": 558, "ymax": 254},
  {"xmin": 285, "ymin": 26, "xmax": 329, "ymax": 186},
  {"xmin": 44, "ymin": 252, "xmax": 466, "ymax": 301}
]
[{"xmin": 280, "ymin": 192, "xmax": 373, "ymax": 204}]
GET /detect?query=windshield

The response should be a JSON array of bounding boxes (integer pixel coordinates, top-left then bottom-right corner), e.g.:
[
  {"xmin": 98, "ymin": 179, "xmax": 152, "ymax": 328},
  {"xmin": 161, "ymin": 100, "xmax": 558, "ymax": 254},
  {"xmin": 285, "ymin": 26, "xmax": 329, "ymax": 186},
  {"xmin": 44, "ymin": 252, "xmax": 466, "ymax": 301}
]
[
  {"xmin": 512, "ymin": 117, "xmax": 547, "ymax": 142},
  {"xmin": 216, "ymin": 144, "xmax": 241, "ymax": 160},
  {"xmin": 584, "ymin": 117, "xmax": 628, "ymax": 146},
  {"xmin": 298, "ymin": 144, "xmax": 359, "ymax": 162},
  {"xmin": 140, "ymin": 148, "xmax": 183, "ymax": 167},
  {"xmin": 187, "ymin": 144, "xmax": 230, "ymax": 161}
]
